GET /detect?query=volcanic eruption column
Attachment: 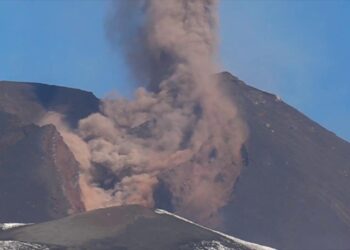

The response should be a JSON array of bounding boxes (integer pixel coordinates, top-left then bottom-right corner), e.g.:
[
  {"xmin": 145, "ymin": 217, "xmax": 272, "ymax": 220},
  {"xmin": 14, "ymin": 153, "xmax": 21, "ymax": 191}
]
[{"xmin": 45, "ymin": 0, "xmax": 247, "ymax": 226}]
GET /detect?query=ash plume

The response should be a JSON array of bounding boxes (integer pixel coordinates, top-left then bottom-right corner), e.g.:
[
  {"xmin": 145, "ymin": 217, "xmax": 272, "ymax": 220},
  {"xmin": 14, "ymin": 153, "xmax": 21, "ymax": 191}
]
[{"xmin": 44, "ymin": 0, "xmax": 247, "ymax": 226}]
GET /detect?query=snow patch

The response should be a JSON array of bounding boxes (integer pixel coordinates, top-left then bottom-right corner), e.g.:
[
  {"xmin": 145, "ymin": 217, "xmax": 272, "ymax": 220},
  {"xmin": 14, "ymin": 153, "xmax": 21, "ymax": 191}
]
[
  {"xmin": 0, "ymin": 241, "xmax": 49, "ymax": 250},
  {"xmin": 155, "ymin": 209, "xmax": 275, "ymax": 250},
  {"xmin": 1, "ymin": 224, "xmax": 48, "ymax": 249},
  {"xmin": 191, "ymin": 240, "xmax": 233, "ymax": 250},
  {"xmin": 0, "ymin": 223, "xmax": 30, "ymax": 231}
]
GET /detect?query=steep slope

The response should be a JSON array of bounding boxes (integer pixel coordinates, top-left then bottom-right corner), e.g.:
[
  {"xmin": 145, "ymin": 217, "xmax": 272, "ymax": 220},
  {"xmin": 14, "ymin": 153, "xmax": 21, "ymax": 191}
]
[
  {"xmin": 218, "ymin": 72, "xmax": 350, "ymax": 250},
  {"xmin": 0, "ymin": 111, "xmax": 85, "ymax": 222},
  {"xmin": 0, "ymin": 205, "xmax": 274, "ymax": 250},
  {"xmin": 1, "ymin": 75, "xmax": 350, "ymax": 249},
  {"xmin": 0, "ymin": 81, "xmax": 99, "ymax": 223}
]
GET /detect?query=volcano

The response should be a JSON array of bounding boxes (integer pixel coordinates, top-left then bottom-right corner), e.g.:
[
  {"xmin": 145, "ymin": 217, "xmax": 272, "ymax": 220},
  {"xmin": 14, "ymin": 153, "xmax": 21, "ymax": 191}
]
[
  {"xmin": 0, "ymin": 72, "xmax": 349, "ymax": 250},
  {"xmin": 0, "ymin": 205, "xmax": 273, "ymax": 250}
]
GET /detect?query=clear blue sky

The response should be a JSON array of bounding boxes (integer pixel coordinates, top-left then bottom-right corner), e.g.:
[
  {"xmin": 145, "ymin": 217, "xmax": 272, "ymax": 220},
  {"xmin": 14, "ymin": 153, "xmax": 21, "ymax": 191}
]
[{"xmin": 0, "ymin": 0, "xmax": 349, "ymax": 141}]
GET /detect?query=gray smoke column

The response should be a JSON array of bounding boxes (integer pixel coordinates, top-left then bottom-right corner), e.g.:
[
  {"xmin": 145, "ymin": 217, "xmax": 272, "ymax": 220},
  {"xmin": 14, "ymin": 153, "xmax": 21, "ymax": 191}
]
[{"xmin": 49, "ymin": 0, "xmax": 247, "ymax": 226}]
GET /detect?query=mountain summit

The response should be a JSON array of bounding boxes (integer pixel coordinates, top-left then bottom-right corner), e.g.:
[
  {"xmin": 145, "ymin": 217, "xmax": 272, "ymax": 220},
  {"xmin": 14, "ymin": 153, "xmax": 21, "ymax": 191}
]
[{"xmin": 0, "ymin": 72, "xmax": 349, "ymax": 250}]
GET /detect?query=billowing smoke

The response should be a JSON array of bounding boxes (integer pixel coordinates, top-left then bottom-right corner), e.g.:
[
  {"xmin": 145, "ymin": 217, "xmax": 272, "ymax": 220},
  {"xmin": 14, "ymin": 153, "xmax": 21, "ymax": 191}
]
[{"xmin": 43, "ymin": 0, "xmax": 247, "ymax": 226}]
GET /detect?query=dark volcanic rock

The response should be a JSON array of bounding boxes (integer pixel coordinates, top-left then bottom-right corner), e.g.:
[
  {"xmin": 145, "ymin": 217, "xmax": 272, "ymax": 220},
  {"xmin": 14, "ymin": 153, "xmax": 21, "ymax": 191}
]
[
  {"xmin": 0, "ymin": 81, "xmax": 100, "ymax": 223},
  {"xmin": 218, "ymin": 72, "xmax": 350, "ymax": 250},
  {"xmin": 0, "ymin": 112, "xmax": 85, "ymax": 223},
  {"xmin": 0, "ymin": 81, "xmax": 99, "ymax": 127},
  {"xmin": 1, "ymin": 75, "xmax": 350, "ymax": 249},
  {"xmin": 0, "ymin": 205, "xmax": 264, "ymax": 250}
]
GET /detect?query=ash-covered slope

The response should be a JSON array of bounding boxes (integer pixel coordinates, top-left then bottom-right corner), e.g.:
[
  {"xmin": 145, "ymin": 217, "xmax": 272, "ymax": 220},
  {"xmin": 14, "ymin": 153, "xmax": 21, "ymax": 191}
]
[
  {"xmin": 0, "ymin": 205, "xmax": 274, "ymax": 250},
  {"xmin": 218, "ymin": 72, "xmax": 350, "ymax": 250}
]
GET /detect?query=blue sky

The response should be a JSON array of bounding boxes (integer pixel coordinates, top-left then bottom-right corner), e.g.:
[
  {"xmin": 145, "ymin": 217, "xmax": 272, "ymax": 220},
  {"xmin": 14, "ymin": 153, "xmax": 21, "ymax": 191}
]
[{"xmin": 0, "ymin": 0, "xmax": 349, "ymax": 141}]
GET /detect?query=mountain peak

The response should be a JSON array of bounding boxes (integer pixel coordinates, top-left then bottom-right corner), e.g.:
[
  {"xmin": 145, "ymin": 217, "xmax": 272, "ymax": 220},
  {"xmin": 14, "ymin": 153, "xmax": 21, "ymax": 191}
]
[{"xmin": 0, "ymin": 75, "xmax": 349, "ymax": 249}]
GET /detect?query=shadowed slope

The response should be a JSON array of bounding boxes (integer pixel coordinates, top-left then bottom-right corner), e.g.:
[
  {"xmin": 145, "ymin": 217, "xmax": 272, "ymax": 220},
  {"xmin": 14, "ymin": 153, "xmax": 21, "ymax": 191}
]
[
  {"xmin": 0, "ymin": 81, "xmax": 99, "ymax": 127},
  {"xmin": 0, "ymin": 81, "xmax": 100, "ymax": 223},
  {"xmin": 0, "ymin": 112, "xmax": 84, "ymax": 222},
  {"xmin": 219, "ymin": 72, "xmax": 350, "ymax": 250}
]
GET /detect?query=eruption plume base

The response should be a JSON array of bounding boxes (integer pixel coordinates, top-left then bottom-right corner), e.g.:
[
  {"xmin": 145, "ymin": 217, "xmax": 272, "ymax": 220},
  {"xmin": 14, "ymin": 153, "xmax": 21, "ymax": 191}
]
[{"xmin": 40, "ymin": 0, "xmax": 248, "ymax": 226}]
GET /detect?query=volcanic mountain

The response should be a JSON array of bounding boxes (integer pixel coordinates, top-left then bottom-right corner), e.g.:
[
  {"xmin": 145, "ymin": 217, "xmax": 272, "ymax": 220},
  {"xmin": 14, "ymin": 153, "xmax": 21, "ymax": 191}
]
[
  {"xmin": 0, "ymin": 82, "xmax": 99, "ymax": 223},
  {"xmin": 0, "ymin": 205, "xmax": 273, "ymax": 250},
  {"xmin": 0, "ymin": 72, "xmax": 349, "ymax": 250}
]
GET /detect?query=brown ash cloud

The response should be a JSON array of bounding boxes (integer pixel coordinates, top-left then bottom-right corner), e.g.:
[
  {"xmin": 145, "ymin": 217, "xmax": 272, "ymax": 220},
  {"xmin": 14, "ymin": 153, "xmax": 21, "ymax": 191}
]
[{"xmin": 41, "ymin": 0, "xmax": 247, "ymax": 226}]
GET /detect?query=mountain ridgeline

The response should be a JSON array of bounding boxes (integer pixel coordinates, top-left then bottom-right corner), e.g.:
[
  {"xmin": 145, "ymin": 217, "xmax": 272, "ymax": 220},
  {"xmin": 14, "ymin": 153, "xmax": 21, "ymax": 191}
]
[
  {"xmin": 0, "ymin": 205, "xmax": 273, "ymax": 250},
  {"xmin": 0, "ymin": 72, "xmax": 349, "ymax": 250}
]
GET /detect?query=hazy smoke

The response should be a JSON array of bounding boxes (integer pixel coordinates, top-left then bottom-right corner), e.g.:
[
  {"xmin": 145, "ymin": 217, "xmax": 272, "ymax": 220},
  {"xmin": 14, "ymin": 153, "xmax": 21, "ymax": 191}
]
[{"xmin": 44, "ymin": 0, "xmax": 247, "ymax": 226}]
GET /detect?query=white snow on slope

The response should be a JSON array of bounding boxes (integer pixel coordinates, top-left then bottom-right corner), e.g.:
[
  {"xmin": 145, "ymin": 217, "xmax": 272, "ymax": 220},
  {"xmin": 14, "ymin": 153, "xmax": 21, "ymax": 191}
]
[
  {"xmin": 192, "ymin": 240, "xmax": 236, "ymax": 250},
  {"xmin": 204, "ymin": 241, "xmax": 233, "ymax": 250},
  {"xmin": 0, "ymin": 223, "xmax": 29, "ymax": 231},
  {"xmin": 0, "ymin": 241, "xmax": 49, "ymax": 250},
  {"xmin": 0, "ymin": 223, "xmax": 49, "ymax": 249},
  {"xmin": 0, "ymin": 213, "xmax": 275, "ymax": 250},
  {"xmin": 155, "ymin": 209, "xmax": 276, "ymax": 250}
]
